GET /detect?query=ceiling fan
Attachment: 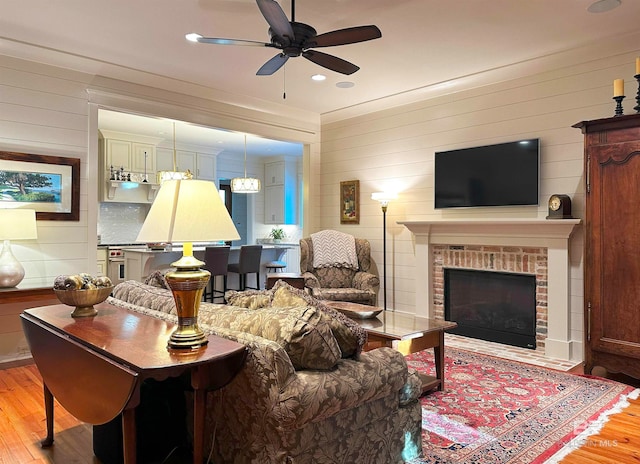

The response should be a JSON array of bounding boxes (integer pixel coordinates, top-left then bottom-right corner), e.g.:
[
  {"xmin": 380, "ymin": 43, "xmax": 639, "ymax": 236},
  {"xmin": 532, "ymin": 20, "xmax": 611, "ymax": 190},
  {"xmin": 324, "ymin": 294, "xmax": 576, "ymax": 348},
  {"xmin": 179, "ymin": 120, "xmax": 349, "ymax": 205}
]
[{"xmin": 186, "ymin": 0, "xmax": 381, "ymax": 76}]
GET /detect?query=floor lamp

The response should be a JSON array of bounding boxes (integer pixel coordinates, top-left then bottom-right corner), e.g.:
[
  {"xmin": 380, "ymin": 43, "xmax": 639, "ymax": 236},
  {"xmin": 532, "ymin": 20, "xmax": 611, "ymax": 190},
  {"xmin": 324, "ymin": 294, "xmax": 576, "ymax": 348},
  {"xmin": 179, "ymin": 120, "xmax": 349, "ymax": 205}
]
[{"xmin": 371, "ymin": 192, "xmax": 397, "ymax": 311}]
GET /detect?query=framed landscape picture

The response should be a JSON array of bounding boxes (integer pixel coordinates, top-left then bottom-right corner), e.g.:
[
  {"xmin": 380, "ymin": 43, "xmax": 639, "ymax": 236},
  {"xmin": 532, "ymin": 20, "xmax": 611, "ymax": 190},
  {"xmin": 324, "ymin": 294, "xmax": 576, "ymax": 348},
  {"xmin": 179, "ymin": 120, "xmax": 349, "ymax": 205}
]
[
  {"xmin": 340, "ymin": 180, "xmax": 359, "ymax": 224},
  {"xmin": 0, "ymin": 151, "xmax": 80, "ymax": 221}
]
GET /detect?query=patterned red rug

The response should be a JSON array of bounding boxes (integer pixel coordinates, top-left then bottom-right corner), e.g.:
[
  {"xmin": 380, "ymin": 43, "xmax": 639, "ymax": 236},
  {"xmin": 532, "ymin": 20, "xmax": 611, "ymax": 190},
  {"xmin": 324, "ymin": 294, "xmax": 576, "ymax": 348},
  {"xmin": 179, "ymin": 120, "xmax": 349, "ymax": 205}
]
[{"xmin": 406, "ymin": 348, "xmax": 637, "ymax": 464}]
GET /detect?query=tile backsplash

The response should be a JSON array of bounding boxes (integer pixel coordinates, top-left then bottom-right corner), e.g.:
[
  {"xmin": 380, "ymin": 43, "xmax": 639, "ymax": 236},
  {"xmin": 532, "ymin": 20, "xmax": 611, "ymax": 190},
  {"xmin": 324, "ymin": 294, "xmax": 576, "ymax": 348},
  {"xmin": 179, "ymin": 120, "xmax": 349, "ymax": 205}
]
[{"xmin": 98, "ymin": 203, "xmax": 149, "ymax": 244}]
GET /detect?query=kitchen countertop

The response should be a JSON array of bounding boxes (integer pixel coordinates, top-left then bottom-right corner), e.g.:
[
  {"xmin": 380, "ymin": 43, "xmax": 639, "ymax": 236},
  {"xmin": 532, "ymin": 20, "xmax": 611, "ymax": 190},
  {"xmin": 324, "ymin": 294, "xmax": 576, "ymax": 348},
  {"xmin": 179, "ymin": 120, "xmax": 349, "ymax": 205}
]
[{"xmin": 122, "ymin": 244, "xmax": 294, "ymax": 254}]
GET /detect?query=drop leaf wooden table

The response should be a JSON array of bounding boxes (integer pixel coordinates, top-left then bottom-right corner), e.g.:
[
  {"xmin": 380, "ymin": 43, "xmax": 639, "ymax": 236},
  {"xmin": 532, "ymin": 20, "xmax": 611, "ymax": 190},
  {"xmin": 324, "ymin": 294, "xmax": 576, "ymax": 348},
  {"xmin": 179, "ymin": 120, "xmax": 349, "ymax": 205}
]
[{"xmin": 21, "ymin": 302, "xmax": 247, "ymax": 464}]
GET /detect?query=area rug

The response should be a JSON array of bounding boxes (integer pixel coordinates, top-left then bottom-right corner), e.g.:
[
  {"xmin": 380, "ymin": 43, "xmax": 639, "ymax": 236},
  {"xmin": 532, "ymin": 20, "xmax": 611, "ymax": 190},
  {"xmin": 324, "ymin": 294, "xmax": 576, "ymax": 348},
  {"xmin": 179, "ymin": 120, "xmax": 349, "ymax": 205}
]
[{"xmin": 405, "ymin": 348, "xmax": 638, "ymax": 464}]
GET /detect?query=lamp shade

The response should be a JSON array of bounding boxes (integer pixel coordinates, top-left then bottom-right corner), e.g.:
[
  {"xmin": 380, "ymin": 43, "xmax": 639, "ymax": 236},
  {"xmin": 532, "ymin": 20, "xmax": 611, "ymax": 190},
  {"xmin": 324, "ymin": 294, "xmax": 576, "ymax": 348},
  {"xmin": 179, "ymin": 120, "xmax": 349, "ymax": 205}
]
[
  {"xmin": 230, "ymin": 177, "xmax": 261, "ymax": 193},
  {"xmin": 371, "ymin": 192, "xmax": 397, "ymax": 206},
  {"xmin": 0, "ymin": 209, "xmax": 37, "ymax": 240},
  {"xmin": 137, "ymin": 179, "xmax": 240, "ymax": 243}
]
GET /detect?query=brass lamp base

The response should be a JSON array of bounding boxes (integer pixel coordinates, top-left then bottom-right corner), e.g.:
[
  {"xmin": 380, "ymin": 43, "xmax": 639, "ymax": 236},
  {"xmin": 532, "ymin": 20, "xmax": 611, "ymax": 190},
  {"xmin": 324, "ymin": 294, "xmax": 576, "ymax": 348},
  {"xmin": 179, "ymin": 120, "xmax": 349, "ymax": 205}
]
[{"xmin": 165, "ymin": 264, "xmax": 210, "ymax": 350}]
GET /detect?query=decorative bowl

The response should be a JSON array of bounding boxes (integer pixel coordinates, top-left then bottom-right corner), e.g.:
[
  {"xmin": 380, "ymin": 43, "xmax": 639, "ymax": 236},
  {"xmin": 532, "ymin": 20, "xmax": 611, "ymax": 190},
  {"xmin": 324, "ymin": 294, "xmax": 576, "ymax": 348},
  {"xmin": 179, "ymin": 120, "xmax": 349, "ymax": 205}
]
[{"xmin": 54, "ymin": 286, "xmax": 114, "ymax": 318}]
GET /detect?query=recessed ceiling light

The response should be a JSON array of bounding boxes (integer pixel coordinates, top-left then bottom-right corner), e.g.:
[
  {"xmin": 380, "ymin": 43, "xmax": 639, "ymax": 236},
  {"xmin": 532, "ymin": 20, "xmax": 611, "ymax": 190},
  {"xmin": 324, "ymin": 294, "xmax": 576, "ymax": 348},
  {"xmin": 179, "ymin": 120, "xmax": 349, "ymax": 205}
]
[
  {"xmin": 311, "ymin": 74, "xmax": 326, "ymax": 81},
  {"xmin": 587, "ymin": 0, "xmax": 621, "ymax": 13},
  {"xmin": 336, "ymin": 81, "xmax": 355, "ymax": 89},
  {"xmin": 185, "ymin": 33, "xmax": 202, "ymax": 42}
]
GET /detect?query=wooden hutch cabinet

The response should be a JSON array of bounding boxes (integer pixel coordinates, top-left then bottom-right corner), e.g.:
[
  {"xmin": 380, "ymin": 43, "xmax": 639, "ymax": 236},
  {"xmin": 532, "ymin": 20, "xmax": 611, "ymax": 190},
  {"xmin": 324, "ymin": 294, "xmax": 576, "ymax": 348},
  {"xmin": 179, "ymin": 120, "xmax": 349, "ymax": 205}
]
[{"xmin": 574, "ymin": 113, "xmax": 640, "ymax": 380}]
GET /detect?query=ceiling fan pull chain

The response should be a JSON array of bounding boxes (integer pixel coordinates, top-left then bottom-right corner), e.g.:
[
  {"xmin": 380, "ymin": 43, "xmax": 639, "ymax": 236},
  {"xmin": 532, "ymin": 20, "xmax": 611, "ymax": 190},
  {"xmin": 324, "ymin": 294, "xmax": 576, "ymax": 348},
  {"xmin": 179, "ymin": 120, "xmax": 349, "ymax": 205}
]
[{"xmin": 283, "ymin": 63, "xmax": 287, "ymax": 100}]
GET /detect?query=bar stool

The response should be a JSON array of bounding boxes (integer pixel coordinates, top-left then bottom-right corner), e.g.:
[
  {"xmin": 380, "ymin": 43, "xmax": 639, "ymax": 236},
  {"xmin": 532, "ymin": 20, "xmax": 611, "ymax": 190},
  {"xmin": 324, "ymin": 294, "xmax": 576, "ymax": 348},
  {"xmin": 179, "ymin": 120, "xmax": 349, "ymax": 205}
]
[
  {"xmin": 227, "ymin": 245, "xmax": 263, "ymax": 290},
  {"xmin": 202, "ymin": 246, "xmax": 230, "ymax": 303},
  {"xmin": 266, "ymin": 247, "xmax": 287, "ymax": 273}
]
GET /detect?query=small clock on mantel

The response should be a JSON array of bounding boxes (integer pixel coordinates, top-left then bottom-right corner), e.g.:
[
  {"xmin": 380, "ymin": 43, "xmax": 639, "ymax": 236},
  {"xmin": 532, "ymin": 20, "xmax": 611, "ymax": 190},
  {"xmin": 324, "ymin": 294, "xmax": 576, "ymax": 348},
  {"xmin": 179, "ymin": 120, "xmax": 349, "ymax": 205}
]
[{"xmin": 546, "ymin": 194, "xmax": 572, "ymax": 219}]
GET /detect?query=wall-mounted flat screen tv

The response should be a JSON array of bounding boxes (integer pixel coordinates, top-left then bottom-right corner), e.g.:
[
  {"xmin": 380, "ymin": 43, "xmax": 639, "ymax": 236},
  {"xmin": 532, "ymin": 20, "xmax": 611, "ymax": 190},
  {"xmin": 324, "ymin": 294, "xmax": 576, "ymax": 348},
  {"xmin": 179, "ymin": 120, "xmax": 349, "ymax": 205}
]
[{"xmin": 434, "ymin": 138, "xmax": 540, "ymax": 209}]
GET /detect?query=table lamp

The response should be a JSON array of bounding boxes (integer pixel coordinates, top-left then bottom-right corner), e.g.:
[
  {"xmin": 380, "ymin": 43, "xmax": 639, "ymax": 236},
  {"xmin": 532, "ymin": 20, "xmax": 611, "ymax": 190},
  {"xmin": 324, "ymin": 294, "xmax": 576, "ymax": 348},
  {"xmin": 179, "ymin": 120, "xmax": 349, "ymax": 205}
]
[
  {"xmin": 0, "ymin": 209, "xmax": 38, "ymax": 288},
  {"xmin": 136, "ymin": 179, "xmax": 240, "ymax": 349}
]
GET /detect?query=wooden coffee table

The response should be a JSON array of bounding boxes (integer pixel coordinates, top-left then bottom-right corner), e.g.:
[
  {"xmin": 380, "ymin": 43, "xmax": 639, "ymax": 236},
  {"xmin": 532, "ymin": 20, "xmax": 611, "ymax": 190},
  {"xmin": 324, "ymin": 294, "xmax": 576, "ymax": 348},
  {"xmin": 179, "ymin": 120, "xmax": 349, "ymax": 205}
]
[{"xmin": 325, "ymin": 301, "xmax": 457, "ymax": 394}]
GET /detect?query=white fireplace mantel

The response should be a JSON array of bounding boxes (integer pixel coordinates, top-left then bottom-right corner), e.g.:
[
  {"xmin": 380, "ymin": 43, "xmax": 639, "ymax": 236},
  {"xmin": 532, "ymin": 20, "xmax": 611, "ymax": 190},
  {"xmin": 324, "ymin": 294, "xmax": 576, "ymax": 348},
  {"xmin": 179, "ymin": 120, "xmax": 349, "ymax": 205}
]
[{"xmin": 399, "ymin": 218, "xmax": 582, "ymax": 360}]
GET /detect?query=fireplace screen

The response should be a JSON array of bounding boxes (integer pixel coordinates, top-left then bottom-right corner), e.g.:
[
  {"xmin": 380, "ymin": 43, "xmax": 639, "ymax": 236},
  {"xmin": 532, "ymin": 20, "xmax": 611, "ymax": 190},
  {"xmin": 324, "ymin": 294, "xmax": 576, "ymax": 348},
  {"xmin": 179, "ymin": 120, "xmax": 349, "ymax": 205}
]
[{"xmin": 444, "ymin": 268, "xmax": 536, "ymax": 349}]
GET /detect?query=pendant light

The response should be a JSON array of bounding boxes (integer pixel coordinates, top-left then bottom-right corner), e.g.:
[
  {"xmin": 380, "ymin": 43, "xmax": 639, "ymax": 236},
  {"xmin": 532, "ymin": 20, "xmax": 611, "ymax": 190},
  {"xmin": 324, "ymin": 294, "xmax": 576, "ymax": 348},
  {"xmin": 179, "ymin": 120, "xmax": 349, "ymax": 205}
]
[
  {"xmin": 231, "ymin": 134, "xmax": 261, "ymax": 193},
  {"xmin": 157, "ymin": 122, "xmax": 193, "ymax": 183}
]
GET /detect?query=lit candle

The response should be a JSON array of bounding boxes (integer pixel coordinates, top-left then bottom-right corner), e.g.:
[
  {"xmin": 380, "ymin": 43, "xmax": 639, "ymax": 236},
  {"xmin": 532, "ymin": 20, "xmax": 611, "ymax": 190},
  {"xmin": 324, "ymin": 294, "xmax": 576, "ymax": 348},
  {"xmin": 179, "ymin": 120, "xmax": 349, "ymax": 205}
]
[
  {"xmin": 636, "ymin": 57, "xmax": 640, "ymax": 76},
  {"xmin": 183, "ymin": 242, "xmax": 193, "ymax": 257},
  {"xmin": 613, "ymin": 79, "xmax": 624, "ymax": 97}
]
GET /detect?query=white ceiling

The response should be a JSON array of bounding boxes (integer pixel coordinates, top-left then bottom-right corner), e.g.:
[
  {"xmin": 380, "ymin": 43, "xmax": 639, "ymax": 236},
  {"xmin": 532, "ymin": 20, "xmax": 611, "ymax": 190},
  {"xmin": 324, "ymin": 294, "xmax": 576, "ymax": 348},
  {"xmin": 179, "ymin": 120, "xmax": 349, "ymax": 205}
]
[{"xmin": 2, "ymin": 0, "xmax": 639, "ymax": 154}]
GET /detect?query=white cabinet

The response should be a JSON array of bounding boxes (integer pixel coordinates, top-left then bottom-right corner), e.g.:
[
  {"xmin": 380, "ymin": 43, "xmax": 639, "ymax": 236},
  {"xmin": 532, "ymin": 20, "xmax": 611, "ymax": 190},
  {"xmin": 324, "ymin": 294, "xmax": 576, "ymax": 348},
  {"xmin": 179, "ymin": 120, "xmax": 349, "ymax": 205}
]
[
  {"xmin": 156, "ymin": 148, "xmax": 194, "ymax": 173},
  {"xmin": 105, "ymin": 139, "xmax": 131, "ymax": 171},
  {"xmin": 156, "ymin": 148, "xmax": 216, "ymax": 181},
  {"xmin": 131, "ymin": 143, "xmax": 155, "ymax": 174},
  {"xmin": 104, "ymin": 139, "xmax": 155, "ymax": 175},
  {"xmin": 264, "ymin": 159, "xmax": 297, "ymax": 224},
  {"xmin": 265, "ymin": 161, "xmax": 285, "ymax": 186},
  {"xmin": 99, "ymin": 131, "xmax": 162, "ymax": 202},
  {"xmin": 96, "ymin": 248, "xmax": 107, "ymax": 277},
  {"xmin": 284, "ymin": 245, "xmax": 300, "ymax": 273},
  {"xmin": 196, "ymin": 153, "xmax": 216, "ymax": 181},
  {"xmin": 265, "ymin": 185, "xmax": 285, "ymax": 224}
]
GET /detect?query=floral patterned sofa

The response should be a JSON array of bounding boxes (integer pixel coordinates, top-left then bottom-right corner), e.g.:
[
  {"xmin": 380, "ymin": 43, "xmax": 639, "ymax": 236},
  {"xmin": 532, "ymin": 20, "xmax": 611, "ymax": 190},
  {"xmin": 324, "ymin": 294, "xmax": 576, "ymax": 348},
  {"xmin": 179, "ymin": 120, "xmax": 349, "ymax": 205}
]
[
  {"xmin": 300, "ymin": 236, "xmax": 380, "ymax": 306},
  {"xmin": 106, "ymin": 277, "xmax": 422, "ymax": 463}
]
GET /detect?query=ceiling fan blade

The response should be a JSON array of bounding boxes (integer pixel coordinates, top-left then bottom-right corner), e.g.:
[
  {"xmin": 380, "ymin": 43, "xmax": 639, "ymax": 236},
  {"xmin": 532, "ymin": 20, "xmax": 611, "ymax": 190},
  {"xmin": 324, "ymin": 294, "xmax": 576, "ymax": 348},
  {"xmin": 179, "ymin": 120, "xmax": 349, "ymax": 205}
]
[
  {"xmin": 256, "ymin": 0, "xmax": 294, "ymax": 41},
  {"xmin": 307, "ymin": 25, "xmax": 381, "ymax": 48},
  {"xmin": 195, "ymin": 36, "xmax": 271, "ymax": 47},
  {"xmin": 302, "ymin": 50, "xmax": 359, "ymax": 75},
  {"xmin": 257, "ymin": 53, "xmax": 289, "ymax": 75}
]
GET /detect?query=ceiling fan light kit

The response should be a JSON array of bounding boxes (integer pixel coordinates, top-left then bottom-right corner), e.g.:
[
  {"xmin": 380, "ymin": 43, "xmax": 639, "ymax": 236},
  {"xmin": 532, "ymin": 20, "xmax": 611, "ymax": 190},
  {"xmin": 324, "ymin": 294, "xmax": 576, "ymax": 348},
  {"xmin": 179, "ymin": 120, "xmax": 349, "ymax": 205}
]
[{"xmin": 187, "ymin": 0, "xmax": 381, "ymax": 76}]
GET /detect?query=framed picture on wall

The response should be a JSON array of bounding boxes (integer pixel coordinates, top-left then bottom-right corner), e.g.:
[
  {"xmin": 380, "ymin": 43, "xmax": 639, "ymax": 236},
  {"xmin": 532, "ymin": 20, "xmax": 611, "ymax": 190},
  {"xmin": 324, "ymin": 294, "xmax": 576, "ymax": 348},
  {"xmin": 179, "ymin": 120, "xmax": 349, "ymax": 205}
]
[
  {"xmin": 0, "ymin": 151, "xmax": 80, "ymax": 221},
  {"xmin": 340, "ymin": 180, "xmax": 359, "ymax": 224}
]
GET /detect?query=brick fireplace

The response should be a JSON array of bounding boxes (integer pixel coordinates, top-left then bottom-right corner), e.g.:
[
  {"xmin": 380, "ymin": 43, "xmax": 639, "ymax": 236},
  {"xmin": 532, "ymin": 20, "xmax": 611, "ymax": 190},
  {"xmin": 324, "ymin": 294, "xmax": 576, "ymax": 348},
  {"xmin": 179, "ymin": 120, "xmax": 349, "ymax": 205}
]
[
  {"xmin": 432, "ymin": 244, "xmax": 548, "ymax": 351},
  {"xmin": 399, "ymin": 219, "xmax": 581, "ymax": 361}
]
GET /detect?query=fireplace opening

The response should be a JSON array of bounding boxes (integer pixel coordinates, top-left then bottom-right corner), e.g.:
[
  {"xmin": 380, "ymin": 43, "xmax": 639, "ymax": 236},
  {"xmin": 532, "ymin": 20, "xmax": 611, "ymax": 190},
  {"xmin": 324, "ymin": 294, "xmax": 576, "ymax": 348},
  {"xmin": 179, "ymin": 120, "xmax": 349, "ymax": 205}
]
[{"xmin": 444, "ymin": 268, "xmax": 537, "ymax": 349}]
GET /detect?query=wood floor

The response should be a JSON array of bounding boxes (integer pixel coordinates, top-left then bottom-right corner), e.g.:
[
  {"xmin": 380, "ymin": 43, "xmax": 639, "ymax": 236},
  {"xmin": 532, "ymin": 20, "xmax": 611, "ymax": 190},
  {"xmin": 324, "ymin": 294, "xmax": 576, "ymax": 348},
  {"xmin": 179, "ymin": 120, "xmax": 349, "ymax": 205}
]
[
  {"xmin": 0, "ymin": 363, "xmax": 97, "ymax": 464},
  {"xmin": 1, "ymin": 362, "xmax": 639, "ymax": 463}
]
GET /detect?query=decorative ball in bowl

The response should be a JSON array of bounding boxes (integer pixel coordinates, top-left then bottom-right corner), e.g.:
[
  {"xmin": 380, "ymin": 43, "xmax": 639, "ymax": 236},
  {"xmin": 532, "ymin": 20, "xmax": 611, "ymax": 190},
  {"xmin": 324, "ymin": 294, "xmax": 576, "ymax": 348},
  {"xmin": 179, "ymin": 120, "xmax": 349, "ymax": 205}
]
[{"xmin": 53, "ymin": 273, "xmax": 113, "ymax": 318}]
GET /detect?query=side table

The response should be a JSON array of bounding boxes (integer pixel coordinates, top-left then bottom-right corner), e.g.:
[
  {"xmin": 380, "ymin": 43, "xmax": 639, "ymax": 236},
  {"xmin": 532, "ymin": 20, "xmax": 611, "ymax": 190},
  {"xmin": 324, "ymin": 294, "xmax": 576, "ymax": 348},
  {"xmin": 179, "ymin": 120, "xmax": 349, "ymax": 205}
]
[
  {"xmin": 21, "ymin": 302, "xmax": 247, "ymax": 464},
  {"xmin": 266, "ymin": 272, "xmax": 305, "ymax": 290}
]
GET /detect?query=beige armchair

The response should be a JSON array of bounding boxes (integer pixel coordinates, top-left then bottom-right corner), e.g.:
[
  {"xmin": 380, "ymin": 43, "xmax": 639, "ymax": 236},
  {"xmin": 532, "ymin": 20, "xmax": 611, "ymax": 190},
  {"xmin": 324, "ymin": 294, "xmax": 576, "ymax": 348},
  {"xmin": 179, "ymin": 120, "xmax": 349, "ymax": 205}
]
[{"xmin": 300, "ymin": 236, "xmax": 380, "ymax": 306}]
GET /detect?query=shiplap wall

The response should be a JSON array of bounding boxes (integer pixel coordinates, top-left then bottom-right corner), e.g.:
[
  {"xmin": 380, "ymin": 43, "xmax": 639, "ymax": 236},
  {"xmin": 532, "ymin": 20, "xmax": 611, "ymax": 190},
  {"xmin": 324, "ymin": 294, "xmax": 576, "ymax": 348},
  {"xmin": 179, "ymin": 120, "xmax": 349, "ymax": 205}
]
[
  {"xmin": 0, "ymin": 53, "xmax": 320, "ymax": 363},
  {"xmin": 1, "ymin": 56, "xmax": 93, "ymax": 285},
  {"xmin": 319, "ymin": 49, "xmax": 640, "ymax": 356},
  {"xmin": 0, "ymin": 54, "xmax": 320, "ymax": 288}
]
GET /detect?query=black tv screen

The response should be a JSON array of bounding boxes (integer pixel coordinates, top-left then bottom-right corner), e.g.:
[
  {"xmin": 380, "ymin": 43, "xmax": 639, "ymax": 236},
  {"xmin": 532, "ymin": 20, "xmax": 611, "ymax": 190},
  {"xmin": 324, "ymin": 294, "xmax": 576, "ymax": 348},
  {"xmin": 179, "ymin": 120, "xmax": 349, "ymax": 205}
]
[{"xmin": 434, "ymin": 138, "xmax": 539, "ymax": 209}]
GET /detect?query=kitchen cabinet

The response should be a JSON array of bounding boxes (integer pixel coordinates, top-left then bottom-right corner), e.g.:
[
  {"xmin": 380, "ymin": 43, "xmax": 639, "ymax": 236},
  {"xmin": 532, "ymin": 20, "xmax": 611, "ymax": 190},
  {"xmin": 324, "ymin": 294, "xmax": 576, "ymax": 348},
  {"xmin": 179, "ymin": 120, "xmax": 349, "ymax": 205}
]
[
  {"xmin": 103, "ymin": 139, "xmax": 156, "ymax": 175},
  {"xmin": 265, "ymin": 161, "xmax": 286, "ymax": 186},
  {"xmin": 96, "ymin": 248, "xmax": 107, "ymax": 277},
  {"xmin": 132, "ymin": 143, "xmax": 155, "ymax": 174},
  {"xmin": 99, "ymin": 131, "xmax": 162, "ymax": 202},
  {"xmin": 264, "ymin": 159, "xmax": 297, "ymax": 224},
  {"xmin": 574, "ymin": 113, "xmax": 640, "ymax": 380},
  {"xmin": 156, "ymin": 148, "xmax": 217, "ymax": 181},
  {"xmin": 283, "ymin": 245, "xmax": 300, "ymax": 273}
]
